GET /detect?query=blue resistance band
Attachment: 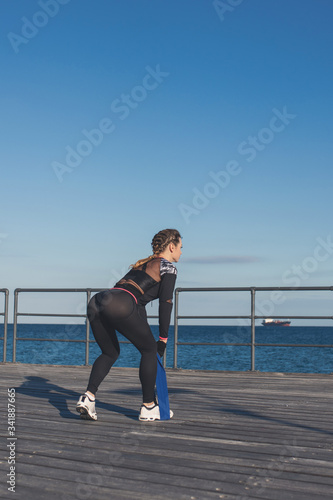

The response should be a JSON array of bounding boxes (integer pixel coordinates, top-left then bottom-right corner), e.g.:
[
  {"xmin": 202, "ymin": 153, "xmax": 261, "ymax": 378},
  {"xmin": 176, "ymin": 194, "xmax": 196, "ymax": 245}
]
[{"xmin": 155, "ymin": 354, "xmax": 171, "ymax": 420}]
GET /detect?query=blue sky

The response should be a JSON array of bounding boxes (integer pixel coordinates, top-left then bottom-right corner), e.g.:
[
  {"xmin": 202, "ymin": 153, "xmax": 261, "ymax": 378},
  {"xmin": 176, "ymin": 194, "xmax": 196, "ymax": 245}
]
[{"xmin": 1, "ymin": 0, "xmax": 332, "ymax": 325}]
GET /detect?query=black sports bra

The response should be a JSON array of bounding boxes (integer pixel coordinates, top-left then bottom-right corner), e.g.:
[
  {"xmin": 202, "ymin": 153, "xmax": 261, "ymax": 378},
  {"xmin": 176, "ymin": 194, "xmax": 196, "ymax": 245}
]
[{"xmin": 114, "ymin": 265, "xmax": 158, "ymax": 298}]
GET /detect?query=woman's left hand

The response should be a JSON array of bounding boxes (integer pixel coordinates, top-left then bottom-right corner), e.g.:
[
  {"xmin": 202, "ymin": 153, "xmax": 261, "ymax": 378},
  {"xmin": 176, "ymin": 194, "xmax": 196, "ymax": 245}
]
[{"xmin": 156, "ymin": 340, "xmax": 166, "ymax": 357}]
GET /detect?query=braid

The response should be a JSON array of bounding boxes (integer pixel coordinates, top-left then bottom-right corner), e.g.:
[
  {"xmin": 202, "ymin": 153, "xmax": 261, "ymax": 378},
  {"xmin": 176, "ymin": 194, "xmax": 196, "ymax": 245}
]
[
  {"xmin": 151, "ymin": 229, "xmax": 181, "ymax": 255},
  {"xmin": 131, "ymin": 229, "xmax": 181, "ymax": 269}
]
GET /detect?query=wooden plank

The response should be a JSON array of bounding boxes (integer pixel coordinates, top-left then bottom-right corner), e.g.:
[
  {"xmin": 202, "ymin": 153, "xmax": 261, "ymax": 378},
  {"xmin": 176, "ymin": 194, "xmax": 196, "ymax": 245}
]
[
  {"xmin": 11, "ymin": 441, "xmax": 333, "ymax": 488},
  {"xmin": 1, "ymin": 363, "xmax": 333, "ymax": 500}
]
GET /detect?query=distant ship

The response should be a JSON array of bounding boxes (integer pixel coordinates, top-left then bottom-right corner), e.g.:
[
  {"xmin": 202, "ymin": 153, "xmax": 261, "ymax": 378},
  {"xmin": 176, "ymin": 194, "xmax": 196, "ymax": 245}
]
[{"xmin": 262, "ymin": 318, "xmax": 291, "ymax": 326}]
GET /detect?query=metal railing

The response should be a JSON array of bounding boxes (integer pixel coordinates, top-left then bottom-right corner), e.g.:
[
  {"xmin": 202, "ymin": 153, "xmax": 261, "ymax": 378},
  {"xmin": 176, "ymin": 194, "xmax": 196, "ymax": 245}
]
[
  {"xmin": 173, "ymin": 286, "xmax": 333, "ymax": 369},
  {"xmin": 12, "ymin": 288, "xmax": 158, "ymax": 365},
  {"xmin": 0, "ymin": 289, "xmax": 9, "ymax": 362},
  {"xmin": 8, "ymin": 286, "xmax": 333, "ymax": 370}
]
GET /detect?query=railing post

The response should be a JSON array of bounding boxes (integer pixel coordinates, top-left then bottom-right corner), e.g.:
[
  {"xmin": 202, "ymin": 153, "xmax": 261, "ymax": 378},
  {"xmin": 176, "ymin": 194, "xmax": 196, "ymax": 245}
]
[
  {"xmin": 3, "ymin": 290, "xmax": 9, "ymax": 362},
  {"xmin": 251, "ymin": 287, "xmax": 256, "ymax": 371},
  {"xmin": 13, "ymin": 289, "xmax": 19, "ymax": 363},
  {"xmin": 173, "ymin": 289, "xmax": 179, "ymax": 369},
  {"xmin": 85, "ymin": 289, "xmax": 92, "ymax": 366}
]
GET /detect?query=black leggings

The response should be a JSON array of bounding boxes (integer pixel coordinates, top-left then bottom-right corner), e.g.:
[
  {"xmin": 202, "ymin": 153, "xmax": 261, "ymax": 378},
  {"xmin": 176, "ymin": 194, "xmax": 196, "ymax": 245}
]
[{"xmin": 86, "ymin": 289, "xmax": 157, "ymax": 403}]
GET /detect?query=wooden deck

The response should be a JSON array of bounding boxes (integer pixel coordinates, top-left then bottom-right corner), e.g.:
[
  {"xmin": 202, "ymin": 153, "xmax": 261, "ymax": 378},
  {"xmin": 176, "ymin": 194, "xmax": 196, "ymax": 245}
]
[{"xmin": 1, "ymin": 363, "xmax": 333, "ymax": 500}]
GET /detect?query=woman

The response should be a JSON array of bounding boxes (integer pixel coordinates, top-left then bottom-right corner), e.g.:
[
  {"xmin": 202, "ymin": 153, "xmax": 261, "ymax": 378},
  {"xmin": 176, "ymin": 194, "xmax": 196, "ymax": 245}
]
[{"xmin": 76, "ymin": 229, "xmax": 182, "ymax": 422}]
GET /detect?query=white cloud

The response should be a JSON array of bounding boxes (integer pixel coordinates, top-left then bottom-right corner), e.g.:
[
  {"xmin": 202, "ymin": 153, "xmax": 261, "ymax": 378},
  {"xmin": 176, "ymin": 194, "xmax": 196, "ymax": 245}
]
[{"xmin": 181, "ymin": 256, "xmax": 262, "ymax": 264}]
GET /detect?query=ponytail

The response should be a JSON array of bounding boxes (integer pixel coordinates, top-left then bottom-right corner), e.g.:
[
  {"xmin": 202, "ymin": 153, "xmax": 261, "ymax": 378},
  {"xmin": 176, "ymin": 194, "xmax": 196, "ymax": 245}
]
[{"xmin": 130, "ymin": 254, "xmax": 155, "ymax": 270}]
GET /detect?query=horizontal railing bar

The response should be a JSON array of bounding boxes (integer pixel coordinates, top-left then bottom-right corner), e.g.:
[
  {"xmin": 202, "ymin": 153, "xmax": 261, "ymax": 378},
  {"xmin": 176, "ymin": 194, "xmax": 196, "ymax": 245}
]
[
  {"xmin": 16, "ymin": 338, "xmax": 90, "ymax": 342},
  {"xmin": 177, "ymin": 315, "xmax": 333, "ymax": 320},
  {"xmin": 15, "ymin": 288, "xmax": 100, "ymax": 293},
  {"xmin": 177, "ymin": 342, "xmax": 251, "ymax": 346},
  {"xmin": 13, "ymin": 338, "xmax": 333, "ymax": 347},
  {"xmin": 15, "ymin": 339, "xmax": 131, "ymax": 344},
  {"xmin": 256, "ymin": 287, "xmax": 333, "ymax": 291},
  {"xmin": 16, "ymin": 313, "xmax": 87, "ymax": 318},
  {"xmin": 177, "ymin": 315, "xmax": 251, "ymax": 319},
  {"xmin": 176, "ymin": 286, "xmax": 333, "ymax": 292},
  {"xmin": 177, "ymin": 288, "xmax": 252, "ymax": 292},
  {"xmin": 15, "ymin": 313, "xmax": 159, "ymax": 319},
  {"xmin": 176, "ymin": 342, "xmax": 333, "ymax": 348},
  {"xmin": 13, "ymin": 286, "xmax": 333, "ymax": 293},
  {"xmin": 256, "ymin": 343, "xmax": 333, "ymax": 347},
  {"xmin": 255, "ymin": 315, "xmax": 333, "ymax": 320}
]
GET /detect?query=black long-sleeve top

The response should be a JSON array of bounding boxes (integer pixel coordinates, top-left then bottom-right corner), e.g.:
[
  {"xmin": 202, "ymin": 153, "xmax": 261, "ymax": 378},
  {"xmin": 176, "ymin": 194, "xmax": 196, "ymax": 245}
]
[{"xmin": 114, "ymin": 257, "xmax": 177, "ymax": 339}]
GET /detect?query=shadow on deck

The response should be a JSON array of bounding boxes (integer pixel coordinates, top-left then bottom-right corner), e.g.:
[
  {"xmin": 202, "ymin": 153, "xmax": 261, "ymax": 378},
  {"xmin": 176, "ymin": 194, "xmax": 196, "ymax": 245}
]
[{"xmin": 1, "ymin": 363, "xmax": 333, "ymax": 500}]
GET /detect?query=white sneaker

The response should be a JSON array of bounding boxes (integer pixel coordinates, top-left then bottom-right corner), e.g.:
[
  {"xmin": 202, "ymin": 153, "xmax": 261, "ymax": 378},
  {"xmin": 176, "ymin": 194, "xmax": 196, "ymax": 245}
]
[
  {"xmin": 76, "ymin": 394, "xmax": 97, "ymax": 421},
  {"xmin": 138, "ymin": 404, "xmax": 173, "ymax": 421}
]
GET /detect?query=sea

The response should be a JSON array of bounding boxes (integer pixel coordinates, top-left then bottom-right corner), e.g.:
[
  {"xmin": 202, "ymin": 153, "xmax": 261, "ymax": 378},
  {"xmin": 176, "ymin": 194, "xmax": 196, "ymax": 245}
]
[{"xmin": 1, "ymin": 324, "xmax": 333, "ymax": 374}]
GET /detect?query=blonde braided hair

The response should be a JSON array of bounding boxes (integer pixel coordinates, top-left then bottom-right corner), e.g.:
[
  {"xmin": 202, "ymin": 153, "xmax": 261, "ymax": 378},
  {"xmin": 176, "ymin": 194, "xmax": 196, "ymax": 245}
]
[{"xmin": 131, "ymin": 229, "xmax": 181, "ymax": 269}]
